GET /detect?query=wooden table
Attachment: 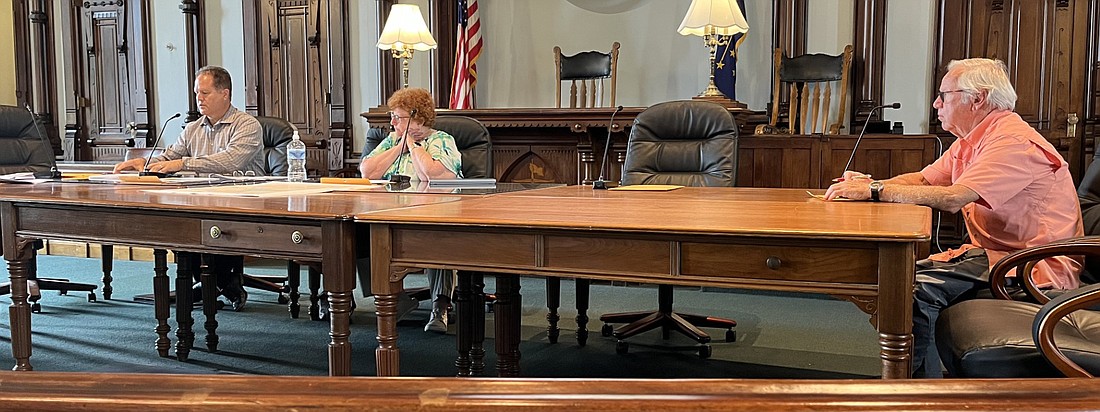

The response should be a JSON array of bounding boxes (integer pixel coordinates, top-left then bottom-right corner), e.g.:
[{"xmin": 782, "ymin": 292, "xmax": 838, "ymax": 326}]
[
  {"xmin": 0, "ymin": 182, "xmax": 464, "ymax": 375},
  {"xmin": 361, "ymin": 186, "xmax": 931, "ymax": 378}
]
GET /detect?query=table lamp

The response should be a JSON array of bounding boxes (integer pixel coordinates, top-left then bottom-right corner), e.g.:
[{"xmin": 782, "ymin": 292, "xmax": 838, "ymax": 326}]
[
  {"xmin": 677, "ymin": 0, "xmax": 749, "ymax": 107},
  {"xmin": 377, "ymin": 4, "xmax": 437, "ymax": 89}
]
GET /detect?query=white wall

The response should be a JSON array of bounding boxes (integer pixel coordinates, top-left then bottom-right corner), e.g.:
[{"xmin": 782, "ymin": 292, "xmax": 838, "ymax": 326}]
[
  {"xmin": 150, "ymin": 3, "xmax": 190, "ymax": 140},
  {"xmin": 884, "ymin": 0, "xmax": 935, "ymax": 134}
]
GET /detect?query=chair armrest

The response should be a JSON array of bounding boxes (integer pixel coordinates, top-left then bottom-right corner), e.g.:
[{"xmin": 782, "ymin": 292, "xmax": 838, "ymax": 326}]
[
  {"xmin": 988, "ymin": 235, "xmax": 1100, "ymax": 303},
  {"xmin": 1031, "ymin": 282, "xmax": 1100, "ymax": 377}
]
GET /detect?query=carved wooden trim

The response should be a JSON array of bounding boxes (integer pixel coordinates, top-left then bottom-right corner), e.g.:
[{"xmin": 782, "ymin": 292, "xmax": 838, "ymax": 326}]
[
  {"xmin": 13, "ymin": 0, "xmax": 62, "ymax": 155},
  {"xmin": 832, "ymin": 294, "xmax": 878, "ymax": 326},
  {"xmin": 180, "ymin": 0, "xmax": 206, "ymax": 124}
]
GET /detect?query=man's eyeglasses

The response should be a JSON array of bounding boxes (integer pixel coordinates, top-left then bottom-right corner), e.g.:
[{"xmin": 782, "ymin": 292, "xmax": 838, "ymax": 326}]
[
  {"xmin": 388, "ymin": 111, "xmax": 411, "ymax": 121},
  {"xmin": 936, "ymin": 89, "xmax": 970, "ymax": 102}
]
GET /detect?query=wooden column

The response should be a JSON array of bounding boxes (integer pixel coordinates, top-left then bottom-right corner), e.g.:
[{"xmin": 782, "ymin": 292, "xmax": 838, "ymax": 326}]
[
  {"xmin": 59, "ymin": 2, "xmax": 84, "ymax": 160},
  {"xmin": 852, "ymin": 0, "xmax": 888, "ymax": 131},
  {"xmin": 324, "ymin": 0, "xmax": 353, "ymax": 170},
  {"xmin": 15, "ymin": 0, "xmax": 61, "ymax": 155},
  {"xmin": 771, "ymin": 0, "xmax": 806, "ymax": 57},
  {"xmin": 377, "ymin": 0, "xmax": 401, "ymax": 102},
  {"xmin": 180, "ymin": 0, "xmax": 206, "ymax": 123},
  {"xmin": 431, "ymin": 0, "xmax": 458, "ymax": 108}
]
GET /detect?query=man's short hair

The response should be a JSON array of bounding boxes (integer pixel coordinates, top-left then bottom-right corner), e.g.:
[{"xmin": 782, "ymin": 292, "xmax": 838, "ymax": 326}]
[
  {"xmin": 195, "ymin": 65, "xmax": 233, "ymax": 98},
  {"xmin": 946, "ymin": 58, "xmax": 1017, "ymax": 111}
]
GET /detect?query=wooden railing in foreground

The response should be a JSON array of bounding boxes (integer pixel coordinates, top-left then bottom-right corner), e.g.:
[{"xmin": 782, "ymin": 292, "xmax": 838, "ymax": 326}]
[{"xmin": 0, "ymin": 372, "xmax": 1097, "ymax": 411}]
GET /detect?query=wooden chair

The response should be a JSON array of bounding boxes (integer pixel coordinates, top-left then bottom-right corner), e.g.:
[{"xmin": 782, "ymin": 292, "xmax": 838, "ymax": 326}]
[
  {"xmin": 760, "ymin": 45, "xmax": 853, "ymax": 135},
  {"xmin": 555, "ymin": 42, "xmax": 619, "ymax": 108}
]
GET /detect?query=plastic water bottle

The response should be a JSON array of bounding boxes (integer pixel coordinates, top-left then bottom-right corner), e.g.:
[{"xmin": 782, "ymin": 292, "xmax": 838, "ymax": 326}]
[{"xmin": 287, "ymin": 130, "xmax": 307, "ymax": 182}]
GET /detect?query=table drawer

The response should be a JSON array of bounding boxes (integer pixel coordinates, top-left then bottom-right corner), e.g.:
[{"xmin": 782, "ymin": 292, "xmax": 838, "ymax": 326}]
[
  {"xmin": 682, "ymin": 242, "xmax": 878, "ymax": 284},
  {"xmin": 201, "ymin": 220, "xmax": 322, "ymax": 255}
]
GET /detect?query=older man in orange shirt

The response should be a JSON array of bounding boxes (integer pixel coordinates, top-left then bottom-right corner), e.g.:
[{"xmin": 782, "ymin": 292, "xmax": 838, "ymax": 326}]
[{"xmin": 826, "ymin": 58, "xmax": 1083, "ymax": 377}]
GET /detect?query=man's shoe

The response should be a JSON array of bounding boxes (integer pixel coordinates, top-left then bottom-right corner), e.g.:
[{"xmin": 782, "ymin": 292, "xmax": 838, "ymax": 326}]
[
  {"xmin": 395, "ymin": 292, "xmax": 420, "ymax": 322},
  {"xmin": 424, "ymin": 309, "xmax": 448, "ymax": 333},
  {"xmin": 229, "ymin": 289, "xmax": 247, "ymax": 312}
]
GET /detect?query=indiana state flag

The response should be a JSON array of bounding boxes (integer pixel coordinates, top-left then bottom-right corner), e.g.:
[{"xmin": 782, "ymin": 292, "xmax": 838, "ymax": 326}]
[{"xmin": 713, "ymin": 0, "xmax": 747, "ymax": 100}]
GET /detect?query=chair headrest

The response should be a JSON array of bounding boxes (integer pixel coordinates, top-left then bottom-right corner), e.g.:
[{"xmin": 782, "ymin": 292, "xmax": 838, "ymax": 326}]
[
  {"xmin": 435, "ymin": 116, "xmax": 492, "ymax": 179},
  {"xmin": 631, "ymin": 100, "xmax": 738, "ymax": 142},
  {"xmin": 254, "ymin": 116, "xmax": 295, "ymax": 148},
  {"xmin": 0, "ymin": 105, "xmax": 37, "ymax": 138},
  {"xmin": 622, "ymin": 100, "xmax": 739, "ymax": 187}
]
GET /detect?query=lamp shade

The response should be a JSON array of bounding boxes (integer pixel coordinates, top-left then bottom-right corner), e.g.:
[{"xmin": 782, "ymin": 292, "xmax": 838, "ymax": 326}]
[
  {"xmin": 377, "ymin": 4, "xmax": 437, "ymax": 51},
  {"xmin": 677, "ymin": 0, "xmax": 749, "ymax": 37}
]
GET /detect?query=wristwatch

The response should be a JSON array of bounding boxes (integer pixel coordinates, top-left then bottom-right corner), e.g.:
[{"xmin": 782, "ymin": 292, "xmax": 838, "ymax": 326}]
[{"xmin": 869, "ymin": 180, "xmax": 884, "ymax": 202}]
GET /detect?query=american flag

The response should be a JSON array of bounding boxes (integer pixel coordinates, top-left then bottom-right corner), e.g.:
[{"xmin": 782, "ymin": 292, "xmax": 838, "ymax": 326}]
[{"xmin": 449, "ymin": 0, "xmax": 482, "ymax": 109}]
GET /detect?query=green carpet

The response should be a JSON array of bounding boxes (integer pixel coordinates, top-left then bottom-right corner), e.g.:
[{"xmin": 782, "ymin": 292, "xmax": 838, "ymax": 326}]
[{"xmin": 0, "ymin": 255, "xmax": 881, "ymax": 378}]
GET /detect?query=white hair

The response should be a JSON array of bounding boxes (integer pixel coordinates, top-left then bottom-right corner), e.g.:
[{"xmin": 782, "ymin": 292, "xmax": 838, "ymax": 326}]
[{"xmin": 946, "ymin": 58, "xmax": 1017, "ymax": 111}]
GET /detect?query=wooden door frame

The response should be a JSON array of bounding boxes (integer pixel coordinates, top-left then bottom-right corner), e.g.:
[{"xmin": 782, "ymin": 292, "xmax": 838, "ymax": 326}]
[{"xmin": 54, "ymin": 0, "xmax": 156, "ymax": 161}]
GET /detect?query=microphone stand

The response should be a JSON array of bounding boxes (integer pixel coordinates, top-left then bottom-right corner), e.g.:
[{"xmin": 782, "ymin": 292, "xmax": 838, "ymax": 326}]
[
  {"xmin": 592, "ymin": 105, "xmax": 625, "ymax": 190},
  {"xmin": 841, "ymin": 102, "xmax": 901, "ymax": 174},
  {"xmin": 389, "ymin": 109, "xmax": 418, "ymax": 184},
  {"xmin": 24, "ymin": 104, "xmax": 60, "ymax": 179},
  {"xmin": 140, "ymin": 113, "xmax": 182, "ymax": 177}
]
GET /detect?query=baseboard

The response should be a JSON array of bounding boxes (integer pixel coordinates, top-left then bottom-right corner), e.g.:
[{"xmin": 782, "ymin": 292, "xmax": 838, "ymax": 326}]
[{"xmin": 42, "ymin": 240, "xmax": 167, "ymax": 262}]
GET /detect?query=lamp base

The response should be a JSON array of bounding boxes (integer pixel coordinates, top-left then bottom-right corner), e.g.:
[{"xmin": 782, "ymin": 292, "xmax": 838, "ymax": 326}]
[{"xmin": 692, "ymin": 94, "xmax": 747, "ymax": 109}]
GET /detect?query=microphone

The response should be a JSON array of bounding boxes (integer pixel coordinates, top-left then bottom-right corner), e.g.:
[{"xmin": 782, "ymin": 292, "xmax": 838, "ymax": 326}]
[
  {"xmin": 840, "ymin": 102, "xmax": 901, "ymax": 175},
  {"xmin": 592, "ymin": 105, "xmax": 625, "ymax": 190},
  {"xmin": 389, "ymin": 108, "xmax": 417, "ymax": 184},
  {"xmin": 24, "ymin": 104, "xmax": 60, "ymax": 179},
  {"xmin": 139, "ymin": 112, "xmax": 182, "ymax": 177}
]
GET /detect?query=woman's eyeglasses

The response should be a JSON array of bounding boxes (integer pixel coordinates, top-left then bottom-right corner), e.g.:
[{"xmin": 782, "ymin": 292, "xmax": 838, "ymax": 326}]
[{"xmin": 388, "ymin": 111, "xmax": 411, "ymax": 120}]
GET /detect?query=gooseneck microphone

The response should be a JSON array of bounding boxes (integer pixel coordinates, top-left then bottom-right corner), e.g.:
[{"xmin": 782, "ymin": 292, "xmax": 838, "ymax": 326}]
[
  {"xmin": 592, "ymin": 105, "xmax": 625, "ymax": 190},
  {"xmin": 25, "ymin": 104, "xmax": 61, "ymax": 179},
  {"xmin": 139, "ymin": 112, "xmax": 182, "ymax": 177},
  {"xmin": 389, "ymin": 108, "xmax": 418, "ymax": 184},
  {"xmin": 841, "ymin": 102, "xmax": 901, "ymax": 174}
]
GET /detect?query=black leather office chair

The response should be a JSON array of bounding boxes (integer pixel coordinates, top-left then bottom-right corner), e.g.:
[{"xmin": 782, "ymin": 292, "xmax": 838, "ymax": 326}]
[
  {"xmin": 0, "ymin": 105, "xmax": 98, "ymax": 311},
  {"xmin": 596, "ymin": 100, "xmax": 739, "ymax": 358},
  {"xmin": 236, "ymin": 116, "xmax": 304, "ymax": 315},
  {"xmin": 555, "ymin": 42, "xmax": 620, "ymax": 109},
  {"xmin": 935, "ymin": 151, "xmax": 1100, "ymax": 377}
]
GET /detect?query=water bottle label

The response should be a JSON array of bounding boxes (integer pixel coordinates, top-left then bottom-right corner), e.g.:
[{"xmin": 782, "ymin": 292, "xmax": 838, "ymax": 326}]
[{"xmin": 288, "ymin": 149, "xmax": 306, "ymax": 161}]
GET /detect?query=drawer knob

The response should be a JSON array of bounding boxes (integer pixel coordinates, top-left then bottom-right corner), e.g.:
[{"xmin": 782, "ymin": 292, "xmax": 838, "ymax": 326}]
[
  {"xmin": 765, "ymin": 256, "xmax": 782, "ymax": 270},
  {"xmin": 209, "ymin": 226, "xmax": 222, "ymax": 239},
  {"xmin": 291, "ymin": 230, "xmax": 304, "ymax": 244}
]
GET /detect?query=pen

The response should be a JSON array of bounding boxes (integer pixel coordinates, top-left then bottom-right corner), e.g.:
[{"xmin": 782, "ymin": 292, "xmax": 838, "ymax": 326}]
[{"xmin": 831, "ymin": 174, "xmax": 871, "ymax": 183}]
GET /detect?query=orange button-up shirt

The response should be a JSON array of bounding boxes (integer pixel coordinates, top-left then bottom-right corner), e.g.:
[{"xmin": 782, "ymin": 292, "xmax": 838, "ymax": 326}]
[{"xmin": 921, "ymin": 110, "xmax": 1083, "ymax": 289}]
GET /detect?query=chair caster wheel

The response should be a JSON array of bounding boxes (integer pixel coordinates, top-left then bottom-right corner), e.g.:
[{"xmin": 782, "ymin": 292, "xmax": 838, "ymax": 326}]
[
  {"xmin": 59, "ymin": 289, "xmax": 68, "ymax": 296},
  {"xmin": 725, "ymin": 329, "xmax": 736, "ymax": 342},
  {"xmin": 615, "ymin": 340, "xmax": 629, "ymax": 354},
  {"xmin": 699, "ymin": 345, "xmax": 712, "ymax": 359},
  {"xmin": 601, "ymin": 324, "xmax": 614, "ymax": 337},
  {"xmin": 31, "ymin": 303, "xmax": 41, "ymax": 313},
  {"xmin": 88, "ymin": 293, "xmax": 97, "ymax": 302},
  {"xmin": 277, "ymin": 294, "xmax": 289, "ymax": 305}
]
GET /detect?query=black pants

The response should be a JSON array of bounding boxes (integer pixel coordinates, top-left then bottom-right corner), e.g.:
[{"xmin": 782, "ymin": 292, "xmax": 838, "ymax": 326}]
[{"xmin": 180, "ymin": 253, "xmax": 244, "ymax": 302}]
